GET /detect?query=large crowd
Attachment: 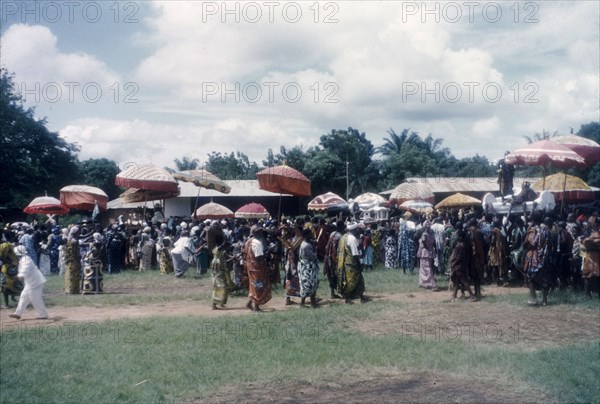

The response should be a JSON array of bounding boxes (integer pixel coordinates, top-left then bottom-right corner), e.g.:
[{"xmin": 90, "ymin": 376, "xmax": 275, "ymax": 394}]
[{"xmin": 1, "ymin": 204, "xmax": 600, "ymax": 319}]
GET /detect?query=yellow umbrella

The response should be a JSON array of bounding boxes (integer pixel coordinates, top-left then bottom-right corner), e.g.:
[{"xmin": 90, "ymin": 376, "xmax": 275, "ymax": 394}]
[
  {"xmin": 532, "ymin": 173, "xmax": 594, "ymax": 205},
  {"xmin": 532, "ymin": 173, "xmax": 590, "ymax": 192},
  {"xmin": 435, "ymin": 193, "xmax": 481, "ymax": 209}
]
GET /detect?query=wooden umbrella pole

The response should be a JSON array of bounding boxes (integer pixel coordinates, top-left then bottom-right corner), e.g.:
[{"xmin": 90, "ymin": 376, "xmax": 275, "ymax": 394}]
[
  {"xmin": 277, "ymin": 193, "xmax": 282, "ymax": 221},
  {"xmin": 193, "ymin": 186, "xmax": 202, "ymax": 220},
  {"xmin": 560, "ymin": 172, "xmax": 568, "ymax": 215}
]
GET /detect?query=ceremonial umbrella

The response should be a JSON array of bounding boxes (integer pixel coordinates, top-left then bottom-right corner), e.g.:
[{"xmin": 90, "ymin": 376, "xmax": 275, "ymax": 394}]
[
  {"xmin": 173, "ymin": 169, "xmax": 230, "ymax": 217},
  {"xmin": 115, "ymin": 164, "xmax": 179, "ymax": 193},
  {"xmin": 194, "ymin": 202, "xmax": 234, "ymax": 220},
  {"xmin": 257, "ymin": 164, "xmax": 311, "ymax": 219},
  {"xmin": 435, "ymin": 193, "xmax": 481, "ymax": 209},
  {"xmin": 173, "ymin": 169, "xmax": 231, "ymax": 194},
  {"xmin": 23, "ymin": 196, "xmax": 69, "ymax": 215},
  {"xmin": 532, "ymin": 173, "xmax": 595, "ymax": 203},
  {"xmin": 256, "ymin": 165, "xmax": 311, "ymax": 196},
  {"xmin": 505, "ymin": 139, "xmax": 587, "ymax": 189},
  {"xmin": 398, "ymin": 200, "xmax": 434, "ymax": 214},
  {"xmin": 119, "ymin": 187, "xmax": 180, "ymax": 204},
  {"xmin": 60, "ymin": 185, "xmax": 108, "ymax": 211},
  {"xmin": 389, "ymin": 182, "xmax": 435, "ymax": 206},
  {"xmin": 235, "ymin": 203, "xmax": 270, "ymax": 219},
  {"xmin": 308, "ymin": 192, "xmax": 346, "ymax": 211},
  {"xmin": 353, "ymin": 192, "xmax": 390, "ymax": 208},
  {"xmin": 552, "ymin": 134, "xmax": 600, "ymax": 166}
]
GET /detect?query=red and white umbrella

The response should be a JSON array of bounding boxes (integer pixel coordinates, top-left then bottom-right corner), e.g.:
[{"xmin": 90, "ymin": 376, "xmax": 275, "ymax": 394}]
[
  {"xmin": 398, "ymin": 199, "xmax": 434, "ymax": 214},
  {"xmin": 235, "ymin": 203, "xmax": 270, "ymax": 219},
  {"xmin": 115, "ymin": 164, "xmax": 179, "ymax": 192},
  {"xmin": 194, "ymin": 202, "xmax": 234, "ymax": 220},
  {"xmin": 308, "ymin": 192, "xmax": 346, "ymax": 211},
  {"xmin": 256, "ymin": 165, "xmax": 311, "ymax": 196},
  {"xmin": 23, "ymin": 196, "xmax": 69, "ymax": 215},
  {"xmin": 552, "ymin": 134, "xmax": 600, "ymax": 166},
  {"xmin": 505, "ymin": 139, "xmax": 587, "ymax": 190},
  {"xmin": 505, "ymin": 139, "xmax": 586, "ymax": 168},
  {"xmin": 60, "ymin": 185, "xmax": 108, "ymax": 212}
]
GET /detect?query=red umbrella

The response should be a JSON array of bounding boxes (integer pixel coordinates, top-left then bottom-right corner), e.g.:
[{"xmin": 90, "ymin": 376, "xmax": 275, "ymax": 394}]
[
  {"xmin": 389, "ymin": 182, "xmax": 435, "ymax": 206},
  {"xmin": 552, "ymin": 134, "xmax": 600, "ymax": 166},
  {"xmin": 256, "ymin": 165, "xmax": 311, "ymax": 196},
  {"xmin": 194, "ymin": 202, "xmax": 234, "ymax": 220},
  {"xmin": 505, "ymin": 139, "xmax": 587, "ymax": 190},
  {"xmin": 24, "ymin": 196, "xmax": 69, "ymax": 215},
  {"xmin": 505, "ymin": 139, "xmax": 586, "ymax": 168},
  {"xmin": 308, "ymin": 192, "xmax": 346, "ymax": 211},
  {"xmin": 60, "ymin": 185, "xmax": 108, "ymax": 211},
  {"xmin": 235, "ymin": 203, "xmax": 270, "ymax": 219},
  {"xmin": 115, "ymin": 164, "xmax": 178, "ymax": 192}
]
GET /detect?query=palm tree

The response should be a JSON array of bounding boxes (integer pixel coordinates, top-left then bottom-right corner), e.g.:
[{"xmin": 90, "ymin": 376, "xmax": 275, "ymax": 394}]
[{"xmin": 173, "ymin": 157, "xmax": 199, "ymax": 171}]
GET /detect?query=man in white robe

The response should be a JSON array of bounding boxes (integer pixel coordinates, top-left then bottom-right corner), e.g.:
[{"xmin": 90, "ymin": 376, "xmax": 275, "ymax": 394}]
[{"xmin": 9, "ymin": 245, "xmax": 49, "ymax": 320}]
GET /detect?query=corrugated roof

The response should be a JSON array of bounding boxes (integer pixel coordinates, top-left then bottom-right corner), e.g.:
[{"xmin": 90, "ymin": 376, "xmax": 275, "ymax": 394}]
[{"xmin": 382, "ymin": 177, "xmax": 541, "ymax": 195}]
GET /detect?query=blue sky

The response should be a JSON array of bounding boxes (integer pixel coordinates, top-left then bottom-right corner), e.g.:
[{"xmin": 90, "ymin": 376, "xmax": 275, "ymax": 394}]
[{"xmin": 2, "ymin": 1, "xmax": 599, "ymax": 171}]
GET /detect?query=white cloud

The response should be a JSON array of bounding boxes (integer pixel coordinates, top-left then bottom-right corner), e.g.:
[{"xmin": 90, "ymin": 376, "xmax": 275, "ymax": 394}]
[{"xmin": 1, "ymin": 24, "xmax": 120, "ymax": 95}]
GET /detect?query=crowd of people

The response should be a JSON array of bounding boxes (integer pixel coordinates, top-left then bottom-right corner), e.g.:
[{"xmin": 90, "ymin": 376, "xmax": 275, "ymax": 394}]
[{"xmin": 1, "ymin": 204, "xmax": 599, "ymax": 318}]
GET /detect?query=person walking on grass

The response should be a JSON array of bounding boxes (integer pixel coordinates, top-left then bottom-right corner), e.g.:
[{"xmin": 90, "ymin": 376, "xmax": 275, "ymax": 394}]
[
  {"xmin": 524, "ymin": 214, "xmax": 555, "ymax": 306},
  {"xmin": 9, "ymin": 245, "xmax": 48, "ymax": 320},
  {"xmin": 210, "ymin": 234, "xmax": 234, "ymax": 310},
  {"xmin": 244, "ymin": 225, "xmax": 272, "ymax": 312},
  {"xmin": 417, "ymin": 220, "xmax": 438, "ymax": 291},
  {"xmin": 298, "ymin": 228, "xmax": 320, "ymax": 308},
  {"xmin": 336, "ymin": 222, "xmax": 367, "ymax": 304},
  {"xmin": 323, "ymin": 220, "xmax": 344, "ymax": 299},
  {"xmin": 450, "ymin": 229, "xmax": 477, "ymax": 302}
]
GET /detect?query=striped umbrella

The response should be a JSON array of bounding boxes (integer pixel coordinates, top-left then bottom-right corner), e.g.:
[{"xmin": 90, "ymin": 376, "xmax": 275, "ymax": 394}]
[
  {"xmin": 308, "ymin": 192, "xmax": 346, "ymax": 211},
  {"xmin": 389, "ymin": 182, "xmax": 435, "ymax": 206},
  {"xmin": 115, "ymin": 164, "xmax": 178, "ymax": 192},
  {"xmin": 552, "ymin": 134, "xmax": 600, "ymax": 166}
]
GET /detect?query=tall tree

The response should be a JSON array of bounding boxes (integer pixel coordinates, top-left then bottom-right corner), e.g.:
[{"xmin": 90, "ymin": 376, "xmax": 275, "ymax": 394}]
[
  {"xmin": 77, "ymin": 158, "xmax": 122, "ymax": 200},
  {"xmin": 319, "ymin": 127, "xmax": 379, "ymax": 197},
  {"xmin": 0, "ymin": 68, "xmax": 80, "ymax": 208},
  {"xmin": 173, "ymin": 156, "xmax": 199, "ymax": 171},
  {"xmin": 206, "ymin": 151, "xmax": 260, "ymax": 180}
]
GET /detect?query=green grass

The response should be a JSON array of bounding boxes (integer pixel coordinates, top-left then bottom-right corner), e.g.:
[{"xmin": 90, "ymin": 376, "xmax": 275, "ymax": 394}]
[
  {"xmin": 1, "ymin": 303, "xmax": 598, "ymax": 403},
  {"xmin": 2, "ymin": 264, "xmax": 598, "ymax": 403}
]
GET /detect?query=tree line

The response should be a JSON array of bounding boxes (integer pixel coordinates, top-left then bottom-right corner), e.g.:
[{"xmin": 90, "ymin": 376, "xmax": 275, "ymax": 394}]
[{"xmin": 2, "ymin": 68, "xmax": 598, "ymax": 210}]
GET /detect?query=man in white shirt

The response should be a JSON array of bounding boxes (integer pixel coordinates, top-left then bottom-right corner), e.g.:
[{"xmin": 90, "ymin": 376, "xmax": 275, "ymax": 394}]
[{"xmin": 9, "ymin": 245, "xmax": 48, "ymax": 320}]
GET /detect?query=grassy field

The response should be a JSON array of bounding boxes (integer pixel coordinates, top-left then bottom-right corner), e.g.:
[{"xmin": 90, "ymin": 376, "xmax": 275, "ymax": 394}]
[{"xmin": 1, "ymin": 265, "xmax": 598, "ymax": 403}]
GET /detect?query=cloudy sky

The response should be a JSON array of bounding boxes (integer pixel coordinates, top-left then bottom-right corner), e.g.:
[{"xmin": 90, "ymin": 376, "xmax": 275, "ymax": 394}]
[{"xmin": 2, "ymin": 1, "xmax": 598, "ymax": 171}]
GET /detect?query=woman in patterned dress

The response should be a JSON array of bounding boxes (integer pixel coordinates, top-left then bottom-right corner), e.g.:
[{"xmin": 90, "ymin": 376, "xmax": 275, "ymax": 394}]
[{"xmin": 298, "ymin": 228, "xmax": 320, "ymax": 308}]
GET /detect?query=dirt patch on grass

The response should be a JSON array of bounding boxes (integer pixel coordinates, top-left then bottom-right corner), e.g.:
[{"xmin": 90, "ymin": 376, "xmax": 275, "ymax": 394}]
[
  {"xmin": 201, "ymin": 371, "xmax": 552, "ymax": 403},
  {"xmin": 353, "ymin": 298, "xmax": 600, "ymax": 350}
]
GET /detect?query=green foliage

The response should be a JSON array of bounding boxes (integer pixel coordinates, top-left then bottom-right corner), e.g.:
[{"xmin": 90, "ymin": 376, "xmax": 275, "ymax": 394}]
[
  {"xmin": 319, "ymin": 127, "xmax": 380, "ymax": 196},
  {"xmin": 0, "ymin": 68, "xmax": 80, "ymax": 208},
  {"xmin": 206, "ymin": 151, "xmax": 260, "ymax": 180},
  {"xmin": 77, "ymin": 158, "xmax": 122, "ymax": 200},
  {"xmin": 172, "ymin": 156, "xmax": 200, "ymax": 171}
]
